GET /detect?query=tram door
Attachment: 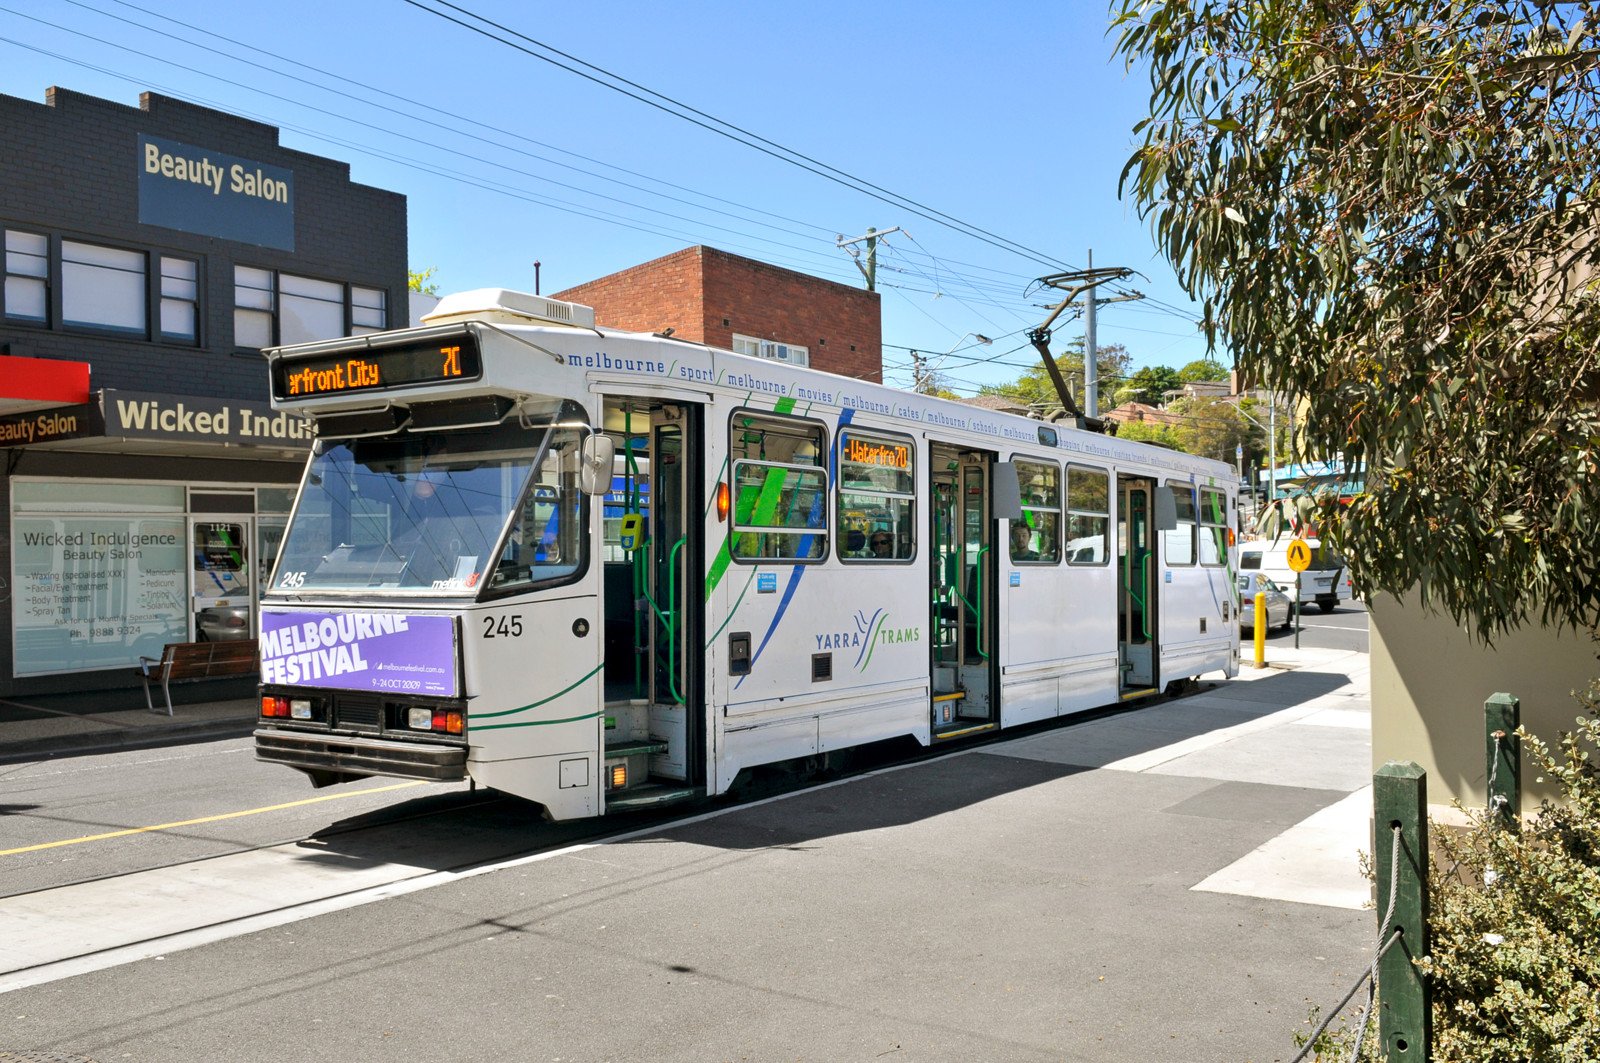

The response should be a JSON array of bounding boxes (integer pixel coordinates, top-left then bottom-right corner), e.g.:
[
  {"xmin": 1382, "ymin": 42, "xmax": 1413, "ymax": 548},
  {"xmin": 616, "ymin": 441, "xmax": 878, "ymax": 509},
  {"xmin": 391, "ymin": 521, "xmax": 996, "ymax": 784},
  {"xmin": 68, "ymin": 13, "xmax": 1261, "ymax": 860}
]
[
  {"xmin": 930, "ymin": 445, "xmax": 997, "ymax": 735},
  {"xmin": 1117, "ymin": 476, "xmax": 1159, "ymax": 694},
  {"xmin": 645, "ymin": 405, "xmax": 703, "ymax": 783}
]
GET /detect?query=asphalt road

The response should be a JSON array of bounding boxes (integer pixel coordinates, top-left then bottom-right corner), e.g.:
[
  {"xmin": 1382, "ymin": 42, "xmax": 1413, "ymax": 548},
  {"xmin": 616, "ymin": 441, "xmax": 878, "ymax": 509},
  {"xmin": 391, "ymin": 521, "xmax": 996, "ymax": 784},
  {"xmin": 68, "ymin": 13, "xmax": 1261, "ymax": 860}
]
[{"xmin": 0, "ymin": 652, "xmax": 1376, "ymax": 1063}]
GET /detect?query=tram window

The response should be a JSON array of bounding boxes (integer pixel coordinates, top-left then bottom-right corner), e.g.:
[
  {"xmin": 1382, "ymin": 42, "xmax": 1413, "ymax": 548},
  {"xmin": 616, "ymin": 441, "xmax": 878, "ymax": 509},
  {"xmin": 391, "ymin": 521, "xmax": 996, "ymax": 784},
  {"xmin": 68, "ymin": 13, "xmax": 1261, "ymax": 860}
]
[
  {"xmin": 838, "ymin": 429, "xmax": 915, "ymax": 562},
  {"xmin": 1065, "ymin": 465, "xmax": 1110, "ymax": 565},
  {"xmin": 1199, "ymin": 487, "xmax": 1228, "ymax": 566},
  {"xmin": 1012, "ymin": 459, "xmax": 1060, "ymax": 564},
  {"xmin": 1163, "ymin": 483, "xmax": 1197, "ymax": 566},
  {"xmin": 729, "ymin": 412, "xmax": 828, "ymax": 562},
  {"xmin": 491, "ymin": 429, "xmax": 587, "ymax": 590}
]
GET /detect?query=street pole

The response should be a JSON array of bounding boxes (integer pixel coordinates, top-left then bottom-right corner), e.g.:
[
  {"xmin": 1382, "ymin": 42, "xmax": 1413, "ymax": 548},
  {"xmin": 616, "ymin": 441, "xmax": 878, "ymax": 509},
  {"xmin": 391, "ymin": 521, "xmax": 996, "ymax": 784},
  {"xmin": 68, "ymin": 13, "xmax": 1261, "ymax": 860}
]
[
  {"xmin": 1085, "ymin": 249, "xmax": 1098, "ymax": 418},
  {"xmin": 1268, "ymin": 392, "xmax": 1278, "ymax": 503},
  {"xmin": 836, "ymin": 226, "xmax": 902, "ymax": 292}
]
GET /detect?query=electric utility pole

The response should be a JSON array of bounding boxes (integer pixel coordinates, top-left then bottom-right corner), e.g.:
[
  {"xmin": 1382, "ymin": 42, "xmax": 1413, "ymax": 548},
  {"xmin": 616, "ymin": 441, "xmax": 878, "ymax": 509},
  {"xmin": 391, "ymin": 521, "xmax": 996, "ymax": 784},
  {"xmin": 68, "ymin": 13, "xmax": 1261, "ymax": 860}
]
[
  {"xmin": 1026, "ymin": 262, "xmax": 1138, "ymax": 430},
  {"xmin": 837, "ymin": 226, "xmax": 902, "ymax": 292}
]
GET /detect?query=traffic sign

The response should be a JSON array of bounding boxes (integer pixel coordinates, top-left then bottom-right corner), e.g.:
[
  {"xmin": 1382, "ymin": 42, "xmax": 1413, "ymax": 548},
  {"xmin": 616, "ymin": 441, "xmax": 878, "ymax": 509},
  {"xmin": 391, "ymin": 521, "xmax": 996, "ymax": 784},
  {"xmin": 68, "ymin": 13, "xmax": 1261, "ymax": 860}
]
[{"xmin": 1286, "ymin": 538, "xmax": 1312, "ymax": 573}]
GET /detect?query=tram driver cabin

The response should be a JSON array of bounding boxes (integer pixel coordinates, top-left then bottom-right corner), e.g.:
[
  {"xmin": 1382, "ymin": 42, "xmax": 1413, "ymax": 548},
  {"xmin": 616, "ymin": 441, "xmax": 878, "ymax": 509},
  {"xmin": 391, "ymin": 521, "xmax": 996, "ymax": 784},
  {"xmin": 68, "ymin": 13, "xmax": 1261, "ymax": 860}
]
[{"xmin": 253, "ymin": 289, "xmax": 1240, "ymax": 821}]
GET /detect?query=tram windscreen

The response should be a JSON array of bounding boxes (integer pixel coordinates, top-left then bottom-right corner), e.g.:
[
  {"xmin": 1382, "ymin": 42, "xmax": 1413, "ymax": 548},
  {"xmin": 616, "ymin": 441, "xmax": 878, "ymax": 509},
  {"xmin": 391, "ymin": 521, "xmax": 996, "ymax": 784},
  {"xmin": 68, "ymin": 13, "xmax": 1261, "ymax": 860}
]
[{"xmin": 271, "ymin": 414, "xmax": 583, "ymax": 595}]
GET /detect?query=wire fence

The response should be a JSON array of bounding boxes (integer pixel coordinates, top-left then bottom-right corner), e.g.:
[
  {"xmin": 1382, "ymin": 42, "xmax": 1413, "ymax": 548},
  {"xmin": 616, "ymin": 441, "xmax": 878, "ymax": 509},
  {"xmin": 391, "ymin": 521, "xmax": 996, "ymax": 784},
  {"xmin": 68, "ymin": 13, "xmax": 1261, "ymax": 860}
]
[{"xmin": 1288, "ymin": 825, "xmax": 1403, "ymax": 1063}]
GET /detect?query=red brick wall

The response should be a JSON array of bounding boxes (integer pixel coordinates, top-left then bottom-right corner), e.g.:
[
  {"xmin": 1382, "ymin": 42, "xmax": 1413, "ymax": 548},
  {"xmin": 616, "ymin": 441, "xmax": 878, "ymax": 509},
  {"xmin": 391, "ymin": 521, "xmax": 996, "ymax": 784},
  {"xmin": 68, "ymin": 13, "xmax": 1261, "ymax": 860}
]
[{"xmin": 553, "ymin": 246, "xmax": 881, "ymax": 382}]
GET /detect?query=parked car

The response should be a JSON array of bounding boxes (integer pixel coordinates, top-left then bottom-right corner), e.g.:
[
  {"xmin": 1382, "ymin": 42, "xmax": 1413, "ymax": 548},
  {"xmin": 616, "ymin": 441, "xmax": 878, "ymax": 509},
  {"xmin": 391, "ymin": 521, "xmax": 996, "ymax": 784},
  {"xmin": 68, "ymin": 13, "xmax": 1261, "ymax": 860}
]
[
  {"xmin": 1238, "ymin": 536, "xmax": 1352, "ymax": 613},
  {"xmin": 1237, "ymin": 572, "xmax": 1293, "ymax": 632},
  {"xmin": 195, "ymin": 603, "xmax": 251, "ymax": 641}
]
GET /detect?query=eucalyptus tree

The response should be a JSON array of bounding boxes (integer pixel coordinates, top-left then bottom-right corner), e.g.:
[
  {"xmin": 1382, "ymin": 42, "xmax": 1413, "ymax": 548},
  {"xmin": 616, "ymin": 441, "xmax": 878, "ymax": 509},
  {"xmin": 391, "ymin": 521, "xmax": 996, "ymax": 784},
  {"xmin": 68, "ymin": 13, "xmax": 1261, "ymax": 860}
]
[{"xmin": 1114, "ymin": 1, "xmax": 1600, "ymax": 639}]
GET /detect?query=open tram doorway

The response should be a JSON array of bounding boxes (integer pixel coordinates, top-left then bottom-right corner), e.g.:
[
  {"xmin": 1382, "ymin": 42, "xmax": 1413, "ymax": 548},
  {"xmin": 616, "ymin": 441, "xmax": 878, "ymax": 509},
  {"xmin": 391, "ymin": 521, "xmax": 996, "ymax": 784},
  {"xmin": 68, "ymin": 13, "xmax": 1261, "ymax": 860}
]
[
  {"xmin": 1117, "ymin": 475, "xmax": 1162, "ymax": 697},
  {"xmin": 598, "ymin": 399, "xmax": 705, "ymax": 808},
  {"xmin": 929, "ymin": 443, "xmax": 998, "ymax": 738}
]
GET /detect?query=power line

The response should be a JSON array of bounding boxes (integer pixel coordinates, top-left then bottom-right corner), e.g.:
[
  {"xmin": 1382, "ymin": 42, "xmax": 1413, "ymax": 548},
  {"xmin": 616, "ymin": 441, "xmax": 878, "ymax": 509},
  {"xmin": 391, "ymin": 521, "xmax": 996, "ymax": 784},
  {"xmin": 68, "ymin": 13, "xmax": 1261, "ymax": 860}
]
[{"xmin": 403, "ymin": 0, "xmax": 1081, "ymax": 274}]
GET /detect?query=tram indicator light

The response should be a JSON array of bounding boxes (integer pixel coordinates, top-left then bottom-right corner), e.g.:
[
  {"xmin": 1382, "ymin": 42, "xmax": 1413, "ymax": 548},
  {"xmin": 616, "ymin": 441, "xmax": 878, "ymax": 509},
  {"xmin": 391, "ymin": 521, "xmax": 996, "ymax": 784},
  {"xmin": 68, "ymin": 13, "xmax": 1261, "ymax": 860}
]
[{"xmin": 272, "ymin": 334, "xmax": 483, "ymax": 400}]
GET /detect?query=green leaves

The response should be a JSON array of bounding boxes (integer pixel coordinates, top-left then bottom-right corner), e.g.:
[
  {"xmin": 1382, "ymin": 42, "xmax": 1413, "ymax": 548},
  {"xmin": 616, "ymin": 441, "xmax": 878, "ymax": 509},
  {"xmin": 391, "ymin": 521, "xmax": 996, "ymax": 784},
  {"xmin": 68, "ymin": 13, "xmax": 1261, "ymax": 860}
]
[{"xmin": 1113, "ymin": 0, "xmax": 1600, "ymax": 641}]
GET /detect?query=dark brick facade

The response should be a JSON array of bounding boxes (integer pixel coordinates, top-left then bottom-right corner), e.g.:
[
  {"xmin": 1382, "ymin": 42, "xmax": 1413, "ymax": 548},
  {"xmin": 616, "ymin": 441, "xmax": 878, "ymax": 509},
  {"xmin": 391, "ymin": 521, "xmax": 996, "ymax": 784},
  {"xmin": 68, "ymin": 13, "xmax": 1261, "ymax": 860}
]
[
  {"xmin": 0, "ymin": 87, "xmax": 407, "ymax": 400},
  {"xmin": 0, "ymin": 87, "xmax": 407, "ymax": 698},
  {"xmin": 553, "ymin": 246, "xmax": 882, "ymax": 382}
]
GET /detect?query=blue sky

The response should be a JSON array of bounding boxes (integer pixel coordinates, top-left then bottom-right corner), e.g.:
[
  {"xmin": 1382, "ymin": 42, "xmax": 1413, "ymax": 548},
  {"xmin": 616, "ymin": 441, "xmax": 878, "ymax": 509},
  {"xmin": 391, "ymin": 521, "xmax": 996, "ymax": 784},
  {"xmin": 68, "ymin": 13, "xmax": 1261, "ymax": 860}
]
[{"xmin": 1, "ymin": 0, "xmax": 1221, "ymax": 395}]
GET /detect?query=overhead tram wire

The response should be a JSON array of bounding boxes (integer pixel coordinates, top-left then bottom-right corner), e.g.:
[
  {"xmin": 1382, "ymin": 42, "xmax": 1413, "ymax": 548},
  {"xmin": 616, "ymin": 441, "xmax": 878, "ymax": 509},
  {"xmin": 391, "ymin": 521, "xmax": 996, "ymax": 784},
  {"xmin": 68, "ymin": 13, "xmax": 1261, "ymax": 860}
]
[
  {"xmin": 11, "ymin": 6, "xmax": 853, "ymax": 271},
  {"xmin": 34, "ymin": 4, "xmax": 1044, "ymax": 310},
  {"xmin": 0, "ymin": 36, "xmax": 878, "ymax": 292},
  {"xmin": 79, "ymin": 0, "xmax": 845, "ymax": 245},
  {"xmin": 0, "ymin": 23, "xmax": 881, "ymax": 286},
  {"xmin": 403, "ymin": 0, "xmax": 1081, "ymax": 275}
]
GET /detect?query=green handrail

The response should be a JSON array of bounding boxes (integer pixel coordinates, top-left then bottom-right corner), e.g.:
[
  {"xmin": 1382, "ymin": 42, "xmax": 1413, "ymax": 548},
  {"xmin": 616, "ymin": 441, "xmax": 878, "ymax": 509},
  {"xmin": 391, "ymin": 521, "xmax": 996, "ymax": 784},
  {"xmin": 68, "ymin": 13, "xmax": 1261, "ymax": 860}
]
[
  {"xmin": 639, "ymin": 536, "xmax": 687, "ymax": 705},
  {"xmin": 1140, "ymin": 552, "xmax": 1153, "ymax": 640},
  {"xmin": 952, "ymin": 545, "xmax": 991, "ymax": 660}
]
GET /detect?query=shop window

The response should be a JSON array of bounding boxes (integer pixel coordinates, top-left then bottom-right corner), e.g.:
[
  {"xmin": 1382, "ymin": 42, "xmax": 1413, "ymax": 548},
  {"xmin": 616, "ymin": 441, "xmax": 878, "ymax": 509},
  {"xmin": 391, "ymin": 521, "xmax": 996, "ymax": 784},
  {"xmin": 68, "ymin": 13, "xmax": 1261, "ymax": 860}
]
[
  {"xmin": 1066, "ymin": 465, "xmax": 1110, "ymax": 565},
  {"xmin": 729, "ymin": 411, "xmax": 827, "ymax": 561},
  {"xmin": 837, "ymin": 430, "xmax": 914, "ymax": 562},
  {"xmin": 4, "ymin": 229, "xmax": 48, "ymax": 324},
  {"xmin": 62, "ymin": 241, "xmax": 146, "ymax": 336},
  {"xmin": 1012, "ymin": 459, "xmax": 1060, "ymax": 564},
  {"xmin": 234, "ymin": 267, "xmax": 389, "ymax": 348}
]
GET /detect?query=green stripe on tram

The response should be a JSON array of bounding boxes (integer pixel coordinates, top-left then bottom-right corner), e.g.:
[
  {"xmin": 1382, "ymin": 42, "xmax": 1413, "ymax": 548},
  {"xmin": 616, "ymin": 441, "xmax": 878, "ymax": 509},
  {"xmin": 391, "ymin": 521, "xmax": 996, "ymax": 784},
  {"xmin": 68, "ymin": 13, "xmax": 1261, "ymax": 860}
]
[{"xmin": 467, "ymin": 664, "xmax": 604, "ymax": 722}]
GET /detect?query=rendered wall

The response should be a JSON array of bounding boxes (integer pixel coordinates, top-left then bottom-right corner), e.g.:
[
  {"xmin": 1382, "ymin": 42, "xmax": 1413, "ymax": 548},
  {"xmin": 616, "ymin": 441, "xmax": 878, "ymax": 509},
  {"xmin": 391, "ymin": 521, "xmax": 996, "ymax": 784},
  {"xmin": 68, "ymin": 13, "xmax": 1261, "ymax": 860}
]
[{"xmin": 1370, "ymin": 592, "xmax": 1599, "ymax": 811}]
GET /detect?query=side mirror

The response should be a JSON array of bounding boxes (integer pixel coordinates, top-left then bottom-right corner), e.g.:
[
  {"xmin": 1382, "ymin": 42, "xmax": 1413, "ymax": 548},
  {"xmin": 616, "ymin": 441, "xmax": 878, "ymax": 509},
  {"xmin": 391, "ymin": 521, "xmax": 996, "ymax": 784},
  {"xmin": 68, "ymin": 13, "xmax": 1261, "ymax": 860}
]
[
  {"xmin": 991, "ymin": 462, "xmax": 1023, "ymax": 522},
  {"xmin": 1153, "ymin": 484, "xmax": 1179, "ymax": 531},
  {"xmin": 578, "ymin": 434, "xmax": 616, "ymax": 495}
]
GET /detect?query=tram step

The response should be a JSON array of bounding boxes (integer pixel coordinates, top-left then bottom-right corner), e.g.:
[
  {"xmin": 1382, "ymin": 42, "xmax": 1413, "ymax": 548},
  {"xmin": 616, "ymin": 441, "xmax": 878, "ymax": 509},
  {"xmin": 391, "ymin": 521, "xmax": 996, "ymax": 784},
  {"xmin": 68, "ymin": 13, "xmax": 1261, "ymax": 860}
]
[
  {"xmin": 933, "ymin": 721, "xmax": 998, "ymax": 741},
  {"xmin": 1119, "ymin": 686, "xmax": 1159, "ymax": 702},
  {"xmin": 604, "ymin": 783, "xmax": 703, "ymax": 813},
  {"xmin": 931, "ymin": 691, "xmax": 966, "ymax": 703},
  {"xmin": 605, "ymin": 738, "xmax": 668, "ymax": 757}
]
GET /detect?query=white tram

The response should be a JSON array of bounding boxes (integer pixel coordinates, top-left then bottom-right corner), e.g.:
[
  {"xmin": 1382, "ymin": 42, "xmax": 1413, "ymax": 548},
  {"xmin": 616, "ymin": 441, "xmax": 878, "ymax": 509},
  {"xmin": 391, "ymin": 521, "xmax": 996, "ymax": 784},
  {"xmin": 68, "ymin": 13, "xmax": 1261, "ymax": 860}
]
[{"xmin": 254, "ymin": 289, "xmax": 1241, "ymax": 820}]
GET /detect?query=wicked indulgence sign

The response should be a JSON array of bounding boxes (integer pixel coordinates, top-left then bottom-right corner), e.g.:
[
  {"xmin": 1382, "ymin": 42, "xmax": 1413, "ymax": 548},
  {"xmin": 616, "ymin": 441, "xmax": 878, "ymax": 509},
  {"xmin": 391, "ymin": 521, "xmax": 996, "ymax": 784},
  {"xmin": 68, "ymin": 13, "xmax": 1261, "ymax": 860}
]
[{"xmin": 259, "ymin": 609, "xmax": 459, "ymax": 697}]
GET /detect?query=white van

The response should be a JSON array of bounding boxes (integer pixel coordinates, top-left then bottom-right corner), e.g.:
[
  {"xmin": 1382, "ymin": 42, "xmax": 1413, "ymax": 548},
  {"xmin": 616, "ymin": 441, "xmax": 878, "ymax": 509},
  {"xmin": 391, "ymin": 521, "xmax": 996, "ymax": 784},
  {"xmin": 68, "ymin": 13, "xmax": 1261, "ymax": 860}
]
[{"xmin": 1237, "ymin": 537, "xmax": 1352, "ymax": 613}]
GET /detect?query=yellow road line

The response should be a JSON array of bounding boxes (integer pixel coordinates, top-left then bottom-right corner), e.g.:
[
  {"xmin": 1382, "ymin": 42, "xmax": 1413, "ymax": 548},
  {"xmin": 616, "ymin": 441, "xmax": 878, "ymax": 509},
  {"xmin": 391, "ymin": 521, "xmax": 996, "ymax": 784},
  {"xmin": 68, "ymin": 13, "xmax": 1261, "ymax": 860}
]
[{"xmin": 1, "ymin": 781, "xmax": 426, "ymax": 857}]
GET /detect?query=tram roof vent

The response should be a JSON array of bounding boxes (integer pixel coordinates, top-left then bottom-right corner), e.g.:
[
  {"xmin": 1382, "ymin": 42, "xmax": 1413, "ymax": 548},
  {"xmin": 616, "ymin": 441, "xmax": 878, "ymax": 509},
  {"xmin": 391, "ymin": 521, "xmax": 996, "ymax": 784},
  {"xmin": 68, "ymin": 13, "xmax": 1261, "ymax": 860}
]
[{"xmin": 421, "ymin": 288, "xmax": 596, "ymax": 330}]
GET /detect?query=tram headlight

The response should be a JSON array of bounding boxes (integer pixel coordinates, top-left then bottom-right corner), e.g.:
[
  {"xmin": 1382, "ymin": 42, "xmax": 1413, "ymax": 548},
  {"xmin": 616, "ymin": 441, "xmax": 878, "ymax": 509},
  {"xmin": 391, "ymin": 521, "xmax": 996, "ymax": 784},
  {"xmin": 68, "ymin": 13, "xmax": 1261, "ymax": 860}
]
[{"xmin": 408, "ymin": 707, "xmax": 434, "ymax": 730}]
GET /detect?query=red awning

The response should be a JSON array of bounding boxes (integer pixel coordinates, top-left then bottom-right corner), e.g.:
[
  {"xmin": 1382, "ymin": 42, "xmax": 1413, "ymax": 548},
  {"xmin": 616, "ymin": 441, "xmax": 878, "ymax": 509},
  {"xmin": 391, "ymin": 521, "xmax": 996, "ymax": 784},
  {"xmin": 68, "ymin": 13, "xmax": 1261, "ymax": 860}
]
[{"xmin": 0, "ymin": 354, "xmax": 91, "ymax": 415}]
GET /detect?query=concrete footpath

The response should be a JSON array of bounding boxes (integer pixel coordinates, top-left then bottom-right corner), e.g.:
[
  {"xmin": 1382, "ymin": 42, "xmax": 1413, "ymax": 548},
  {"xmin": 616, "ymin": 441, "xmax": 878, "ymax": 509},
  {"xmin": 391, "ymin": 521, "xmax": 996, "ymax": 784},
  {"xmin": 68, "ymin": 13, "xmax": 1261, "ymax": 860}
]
[{"xmin": 1, "ymin": 646, "xmax": 1376, "ymax": 1061}]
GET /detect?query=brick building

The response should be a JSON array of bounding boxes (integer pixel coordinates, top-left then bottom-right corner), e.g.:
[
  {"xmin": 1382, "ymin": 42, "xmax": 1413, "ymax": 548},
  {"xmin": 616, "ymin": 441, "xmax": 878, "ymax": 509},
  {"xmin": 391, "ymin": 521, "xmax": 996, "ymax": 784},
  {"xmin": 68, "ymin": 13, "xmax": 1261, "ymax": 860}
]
[
  {"xmin": 0, "ymin": 87, "xmax": 407, "ymax": 696},
  {"xmin": 553, "ymin": 246, "xmax": 882, "ymax": 382}
]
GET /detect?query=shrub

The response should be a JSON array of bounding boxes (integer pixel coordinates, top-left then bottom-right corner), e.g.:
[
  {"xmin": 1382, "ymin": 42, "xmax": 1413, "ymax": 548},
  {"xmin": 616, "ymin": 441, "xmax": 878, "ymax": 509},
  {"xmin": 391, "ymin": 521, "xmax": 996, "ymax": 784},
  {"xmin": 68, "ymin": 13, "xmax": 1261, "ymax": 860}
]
[
  {"xmin": 1420, "ymin": 707, "xmax": 1600, "ymax": 1061},
  {"xmin": 1296, "ymin": 702, "xmax": 1600, "ymax": 1062}
]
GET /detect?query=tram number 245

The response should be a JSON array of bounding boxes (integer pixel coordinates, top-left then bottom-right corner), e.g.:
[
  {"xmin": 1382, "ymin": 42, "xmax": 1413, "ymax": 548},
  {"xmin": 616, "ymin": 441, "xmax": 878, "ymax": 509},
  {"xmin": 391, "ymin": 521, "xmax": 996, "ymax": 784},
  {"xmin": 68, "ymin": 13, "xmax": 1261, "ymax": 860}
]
[{"xmin": 483, "ymin": 614, "xmax": 524, "ymax": 638}]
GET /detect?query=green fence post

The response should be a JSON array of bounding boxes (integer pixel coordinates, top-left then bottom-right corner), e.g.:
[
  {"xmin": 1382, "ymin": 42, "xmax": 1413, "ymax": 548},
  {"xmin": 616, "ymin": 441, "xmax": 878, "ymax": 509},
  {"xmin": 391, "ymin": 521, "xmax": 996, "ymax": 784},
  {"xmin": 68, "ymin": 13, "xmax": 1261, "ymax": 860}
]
[
  {"xmin": 1485, "ymin": 692, "xmax": 1521, "ymax": 827},
  {"xmin": 1374, "ymin": 761, "xmax": 1430, "ymax": 1061}
]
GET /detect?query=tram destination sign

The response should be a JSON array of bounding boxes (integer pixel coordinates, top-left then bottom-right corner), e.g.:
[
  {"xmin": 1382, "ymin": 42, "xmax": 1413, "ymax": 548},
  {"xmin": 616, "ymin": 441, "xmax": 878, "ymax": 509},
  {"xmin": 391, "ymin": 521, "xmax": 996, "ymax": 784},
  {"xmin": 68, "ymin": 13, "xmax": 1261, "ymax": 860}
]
[{"xmin": 272, "ymin": 335, "xmax": 483, "ymax": 400}]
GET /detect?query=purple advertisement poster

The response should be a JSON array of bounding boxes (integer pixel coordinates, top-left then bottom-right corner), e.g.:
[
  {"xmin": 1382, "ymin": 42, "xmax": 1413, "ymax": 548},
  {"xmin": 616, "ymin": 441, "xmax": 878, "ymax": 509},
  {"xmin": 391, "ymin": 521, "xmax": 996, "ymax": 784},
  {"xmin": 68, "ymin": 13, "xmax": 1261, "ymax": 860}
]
[{"xmin": 259, "ymin": 609, "xmax": 459, "ymax": 698}]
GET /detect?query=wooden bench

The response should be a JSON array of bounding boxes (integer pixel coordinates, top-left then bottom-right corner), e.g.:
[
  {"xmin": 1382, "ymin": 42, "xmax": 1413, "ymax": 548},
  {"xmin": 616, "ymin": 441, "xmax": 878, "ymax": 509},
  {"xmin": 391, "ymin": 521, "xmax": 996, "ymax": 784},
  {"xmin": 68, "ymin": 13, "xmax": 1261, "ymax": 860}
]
[{"xmin": 137, "ymin": 639, "xmax": 259, "ymax": 716}]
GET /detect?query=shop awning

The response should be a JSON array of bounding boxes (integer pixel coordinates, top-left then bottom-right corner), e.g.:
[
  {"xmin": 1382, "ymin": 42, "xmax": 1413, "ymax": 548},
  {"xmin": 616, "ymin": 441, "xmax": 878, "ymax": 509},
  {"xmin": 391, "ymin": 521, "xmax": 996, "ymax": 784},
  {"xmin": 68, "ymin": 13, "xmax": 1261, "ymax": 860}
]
[{"xmin": 0, "ymin": 354, "xmax": 90, "ymax": 415}]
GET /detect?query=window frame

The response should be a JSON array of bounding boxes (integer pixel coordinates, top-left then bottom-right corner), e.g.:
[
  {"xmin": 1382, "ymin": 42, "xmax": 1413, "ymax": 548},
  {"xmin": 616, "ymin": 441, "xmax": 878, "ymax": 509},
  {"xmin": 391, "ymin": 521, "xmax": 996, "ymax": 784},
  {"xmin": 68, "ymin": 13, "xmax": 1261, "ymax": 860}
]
[
  {"xmin": 233, "ymin": 266, "xmax": 390, "ymax": 349},
  {"xmin": 836, "ymin": 427, "xmax": 917, "ymax": 565},
  {"xmin": 4, "ymin": 230, "xmax": 204, "ymax": 346},
  {"xmin": 3, "ymin": 228, "xmax": 50, "ymax": 327},
  {"xmin": 1065, "ymin": 463, "xmax": 1111, "ymax": 567},
  {"xmin": 1010, "ymin": 456, "xmax": 1061, "ymax": 565},
  {"xmin": 731, "ymin": 332, "xmax": 810, "ymax": 367},
  {"xmin": 1199, "ymin": 486, "xmax": 1228, "ymax": 567},
  {"xmin": 1163, "ymin": 481, "xmax": 1198, "ymax": 567},
  {"xmin": 726, "ymin": 408, "xmax": 830, "ymax": 565}
]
